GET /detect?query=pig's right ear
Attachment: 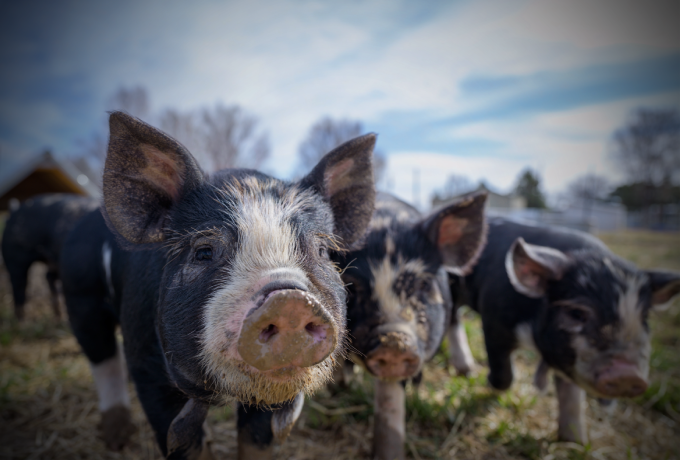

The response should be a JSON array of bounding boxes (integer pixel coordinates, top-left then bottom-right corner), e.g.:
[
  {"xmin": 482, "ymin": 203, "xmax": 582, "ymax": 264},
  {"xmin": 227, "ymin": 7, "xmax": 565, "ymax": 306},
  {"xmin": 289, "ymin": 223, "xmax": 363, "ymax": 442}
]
[
  {"xmin": 102, "ymin": 111, "xmax": 204, "ymax": 246},
  {"xmin": 505, "ymin": 238, "xmax": 571, "ymax": 298},
  {"xmin": 299, "ymin": 133, "xmax": 376, "ymax": 247},
  {"xmin": 420, "ymin": 191, "xmax": 488, "ymax": 275}
]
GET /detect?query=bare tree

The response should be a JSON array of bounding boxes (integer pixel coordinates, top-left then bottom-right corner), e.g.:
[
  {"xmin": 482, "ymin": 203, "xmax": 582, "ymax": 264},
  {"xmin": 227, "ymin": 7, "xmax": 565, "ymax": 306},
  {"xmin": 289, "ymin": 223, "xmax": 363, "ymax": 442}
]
[
  {"xmin": 612, "ymin": 108, "xmax": 680, "ymax": 186},
  {"xmin": 77, "ymin": 86, "xmax": 152, "ymax": 169},
  {"xmin": 160, "ymin": 104, "xmax": 270, "ymax": 172},
  {"xmin": 566, "ymin": 174, "xmax": 610, "ymax": 203},
  {"xmin": 108, "ymin": 85, "xmax": 150, "ymax": 120},
  {"xmin": 297, "ymin": 117, "xmax": 387, "ymax": 184},
  {"xmin": 612, "ymin": 108, "xmax": 680, "ymax": 226},
  {"xmin": 565, "ymin": 173, "xmax": 610, "ymax": 225}
]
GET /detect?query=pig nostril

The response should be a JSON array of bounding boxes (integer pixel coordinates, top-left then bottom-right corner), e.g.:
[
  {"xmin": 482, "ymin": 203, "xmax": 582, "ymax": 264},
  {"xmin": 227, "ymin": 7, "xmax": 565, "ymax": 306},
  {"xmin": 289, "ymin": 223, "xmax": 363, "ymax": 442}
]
[
  {"xmin": 259, "ymin": 324, "xmax": 279, "ymax": 343},
  {"xmin": 305, "ymin": 322, "xmax": 327, "ymax": 341}
]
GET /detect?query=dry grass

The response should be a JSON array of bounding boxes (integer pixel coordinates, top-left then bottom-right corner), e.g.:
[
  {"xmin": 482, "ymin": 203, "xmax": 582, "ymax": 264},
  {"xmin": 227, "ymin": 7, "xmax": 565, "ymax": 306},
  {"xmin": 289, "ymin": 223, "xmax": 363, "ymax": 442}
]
[{"xmin": 0, "ymin": 230, "xmax": 679, "ymax": 459}]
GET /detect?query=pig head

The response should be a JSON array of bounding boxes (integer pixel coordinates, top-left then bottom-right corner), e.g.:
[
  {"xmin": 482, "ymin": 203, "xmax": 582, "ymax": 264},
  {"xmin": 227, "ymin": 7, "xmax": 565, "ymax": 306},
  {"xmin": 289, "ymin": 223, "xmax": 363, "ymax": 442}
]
[
  {"xmin": 101, "ymin": 111, "xmax": 377, "ymax": 406},
  {"xmin": 338, "ymin": 192, "xmax": 488, "ymax": 381},
  {"xmin": 506, "ymin": 237, "xmax": 680, "ymax": 399}
]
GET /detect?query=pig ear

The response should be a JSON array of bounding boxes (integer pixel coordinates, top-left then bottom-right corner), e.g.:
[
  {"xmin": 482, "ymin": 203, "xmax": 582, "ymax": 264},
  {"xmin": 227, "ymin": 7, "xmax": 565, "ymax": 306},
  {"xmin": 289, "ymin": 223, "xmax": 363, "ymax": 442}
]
[
  {"xmin": 102, "ymin": 111, "xmax": 204, "ymax": 245},
  {"xmin": 505, "ymin": 238, "xmax": 571, "ymax": 298},
  {"xmin": 646, "ymin": 270, "xmax": 680, "ymax": 307},
  {"xmin": 299, "ymin": 133, "xmax": 376, "ymax": 247},
  {"xmin": 420, "ymin": 191, "xmax": 488, "ymax": 275}
]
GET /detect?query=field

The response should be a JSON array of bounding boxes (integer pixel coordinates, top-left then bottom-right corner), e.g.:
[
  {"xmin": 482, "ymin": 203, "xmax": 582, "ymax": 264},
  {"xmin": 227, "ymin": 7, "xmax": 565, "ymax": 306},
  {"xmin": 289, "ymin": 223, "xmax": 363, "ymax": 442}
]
[{"xmin": 1, "ymin": 230, "xmax": 679, "ymax": 459}]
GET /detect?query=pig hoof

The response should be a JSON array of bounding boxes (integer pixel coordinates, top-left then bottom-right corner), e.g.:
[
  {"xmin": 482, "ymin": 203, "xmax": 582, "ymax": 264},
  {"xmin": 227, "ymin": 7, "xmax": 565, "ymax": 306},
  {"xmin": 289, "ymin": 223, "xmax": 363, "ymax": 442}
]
[
  {"xmin": 487, "ymin": 373, "xmax": 512, "ymax": 391},
  {"xmin": 99, "ymin": 405, "xmax": 136, "ymax": 451}
]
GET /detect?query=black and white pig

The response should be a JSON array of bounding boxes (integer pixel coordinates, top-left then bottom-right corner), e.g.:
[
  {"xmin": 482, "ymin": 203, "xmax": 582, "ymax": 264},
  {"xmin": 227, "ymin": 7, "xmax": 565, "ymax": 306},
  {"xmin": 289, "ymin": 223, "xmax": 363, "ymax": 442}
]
[
  {"xmin": 59, "ymin": 112, "xmax": 377, "ymax": 459},
  {"xmin": 1, "ymin": 193, "xmax": 98, "ymax": 319},
  {"xmin": 333, "ymin": 191, "xmax": 487, "ymax": 460},
  {"xmin": 447, "ymin": 216, "xmax": 680, "ymax": 443}
]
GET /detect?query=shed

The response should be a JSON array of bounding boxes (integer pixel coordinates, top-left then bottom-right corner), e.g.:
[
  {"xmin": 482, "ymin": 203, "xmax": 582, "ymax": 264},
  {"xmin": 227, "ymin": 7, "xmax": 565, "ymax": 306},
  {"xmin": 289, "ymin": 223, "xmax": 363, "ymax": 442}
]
[{"xmin": 0, "ymin": 151, "xmax": 101, "ymax": 211}]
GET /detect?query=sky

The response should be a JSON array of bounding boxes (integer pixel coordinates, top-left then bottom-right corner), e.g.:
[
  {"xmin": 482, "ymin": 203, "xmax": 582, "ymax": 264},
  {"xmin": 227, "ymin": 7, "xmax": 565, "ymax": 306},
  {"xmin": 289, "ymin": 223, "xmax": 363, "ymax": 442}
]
[{"xmin": 1, "ymin": 0, "xmax": 679, "ymax": 209}]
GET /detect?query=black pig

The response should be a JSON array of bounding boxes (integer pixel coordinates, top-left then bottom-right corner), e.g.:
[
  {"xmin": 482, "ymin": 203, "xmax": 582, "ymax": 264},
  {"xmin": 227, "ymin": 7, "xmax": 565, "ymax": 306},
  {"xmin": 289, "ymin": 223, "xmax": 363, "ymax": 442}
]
[
  {"xmin": 60, "ymin": 112, "xmax": 376, "ymax": 459},
  {"xmin": 447, "ymin": 217, "xmax": 680, "ymax": 443},
  {"xmin": 1, "ymin": 193, "xmax": 97, "ymax": 319},
  {"xmin": 334, "ymin": 191, "xmax": 487, "ymax": 460}
]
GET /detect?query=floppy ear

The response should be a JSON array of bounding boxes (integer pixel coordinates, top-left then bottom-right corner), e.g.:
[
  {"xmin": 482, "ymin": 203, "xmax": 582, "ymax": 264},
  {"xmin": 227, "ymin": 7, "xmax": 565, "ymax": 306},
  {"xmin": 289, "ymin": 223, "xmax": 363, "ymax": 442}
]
[
  {"xmin": 505, "ymin": 237, "xmax": 571, "ymax": 298},
  {"xmin": 102, "ymin": 111, "xmax": 204, "ymax": 246},
  {"xmin": 299, "ymin": 133, "xmax": 376, "ymax": 247},
  {"xmin": 420, "ymin": 191, "xmax": 488, "ymax": 275},
  {"xmin": 646, "ymin": 270, "xmax": 680, "ymax": 307}
]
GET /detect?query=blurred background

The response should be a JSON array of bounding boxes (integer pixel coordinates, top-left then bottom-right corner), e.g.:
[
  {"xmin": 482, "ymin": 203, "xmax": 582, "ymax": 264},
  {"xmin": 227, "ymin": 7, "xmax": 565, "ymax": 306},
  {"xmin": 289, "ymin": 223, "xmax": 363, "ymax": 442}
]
[
  {"xmin": 1, "ymin": 2, "xmax": 680, "ymax": 459},
  {"xmin": 1, "ymin": 0, "xmax": 679, "ymax": 231}
]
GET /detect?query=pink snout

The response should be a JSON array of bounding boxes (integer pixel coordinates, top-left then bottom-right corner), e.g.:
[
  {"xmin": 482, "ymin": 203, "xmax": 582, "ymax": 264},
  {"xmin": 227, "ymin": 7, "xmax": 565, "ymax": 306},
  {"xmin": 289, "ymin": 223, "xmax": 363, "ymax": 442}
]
[
  {"xmin": 595, "ymin": 361, "xmax": 648, "ymax": 398},
  {"xmin": 365, "ymin": 333, "xmax": 421, "ymax": 380},
  {"xmin": 237, "ymin": 290, "xmax": 337, "ymax": 372}
]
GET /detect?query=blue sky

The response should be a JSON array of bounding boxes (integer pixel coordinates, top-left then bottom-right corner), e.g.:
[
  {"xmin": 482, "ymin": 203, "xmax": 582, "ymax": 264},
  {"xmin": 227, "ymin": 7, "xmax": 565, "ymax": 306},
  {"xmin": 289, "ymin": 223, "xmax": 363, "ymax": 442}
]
[{"xmin": 1, "ymin": 0, "xmax": 679, "ymax": 207}]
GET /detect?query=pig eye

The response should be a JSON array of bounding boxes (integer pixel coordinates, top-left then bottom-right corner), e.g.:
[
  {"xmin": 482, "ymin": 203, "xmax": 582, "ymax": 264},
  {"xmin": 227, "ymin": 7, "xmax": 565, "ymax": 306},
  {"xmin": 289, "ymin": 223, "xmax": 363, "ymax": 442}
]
[
  {"xmin": 567, "ymin": 307, "xmax": 588, "ymax": 324},
  {"xmin": 318, "ymin": 246, "xmax": 328, "ymax": 258},
  {"xmin": 195, "ymin": 246, "xmax": 213, "ymax": 261}
]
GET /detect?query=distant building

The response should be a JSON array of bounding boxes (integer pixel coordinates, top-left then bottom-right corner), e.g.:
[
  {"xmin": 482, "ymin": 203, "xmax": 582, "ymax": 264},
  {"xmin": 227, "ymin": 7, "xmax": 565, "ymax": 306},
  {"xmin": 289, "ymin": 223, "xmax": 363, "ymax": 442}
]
[
  {"xmin": 432, "ymin": 184, "xmax": 527, "ymax": 213},
  {"xmin": 431, "ymin": 184, "xmax": 627, "ymax": 233},
  {"xmin": 0, "ymin": 151, "xmax": 101, "ymax": 211}
]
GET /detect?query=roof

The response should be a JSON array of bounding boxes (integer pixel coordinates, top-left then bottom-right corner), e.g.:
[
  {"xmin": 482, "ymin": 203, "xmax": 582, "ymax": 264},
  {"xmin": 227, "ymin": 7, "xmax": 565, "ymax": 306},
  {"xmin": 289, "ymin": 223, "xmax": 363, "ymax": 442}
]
[{"xmin": 0, "ymin": 151, "xmax": 101, "ymax": 211}]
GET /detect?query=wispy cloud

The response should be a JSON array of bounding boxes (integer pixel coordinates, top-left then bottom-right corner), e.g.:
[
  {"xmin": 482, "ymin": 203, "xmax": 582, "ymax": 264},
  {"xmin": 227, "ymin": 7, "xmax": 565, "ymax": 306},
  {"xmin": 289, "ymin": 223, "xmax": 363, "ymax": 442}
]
[{"xmin": 1, "ymin": 0, "xmax": 678, "ymax": 203}]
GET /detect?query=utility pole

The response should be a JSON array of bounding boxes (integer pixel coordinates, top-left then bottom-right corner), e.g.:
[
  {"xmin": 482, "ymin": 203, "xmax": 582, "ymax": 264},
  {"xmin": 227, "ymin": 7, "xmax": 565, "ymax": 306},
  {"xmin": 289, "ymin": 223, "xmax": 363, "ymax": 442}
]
[{"xmin": 412, "ymin": 168, "xmax": 420, "ymax": 210}]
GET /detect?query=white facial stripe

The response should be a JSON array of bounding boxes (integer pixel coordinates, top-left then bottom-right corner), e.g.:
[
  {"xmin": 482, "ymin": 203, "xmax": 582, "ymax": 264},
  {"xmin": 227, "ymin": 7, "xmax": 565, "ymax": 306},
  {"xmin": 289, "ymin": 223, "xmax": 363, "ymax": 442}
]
[
  {"xmin": 200, "ymin": 180, "xmax": 319, "ymax": 387},
  {"xmin": 617, "ymin": 274, "xmax": 647, "ymax": 341},
  {"xmin": 90, "ymin": 344, "xmax": 130, "ymax": 411},
  {"xmin": 370, "ymin": 255, "xmax": 403, "ymax": 320},
  {"xmin": 369, "ymin": 255, "xmax": 430, "ymax": 322}
]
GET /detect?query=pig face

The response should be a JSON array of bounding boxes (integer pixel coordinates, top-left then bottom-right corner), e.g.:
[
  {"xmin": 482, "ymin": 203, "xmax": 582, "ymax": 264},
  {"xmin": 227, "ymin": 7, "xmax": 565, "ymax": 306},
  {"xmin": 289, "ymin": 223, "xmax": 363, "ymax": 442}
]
[
  {"xmin": 101, "ymin": 112, "xmax": 376, "ymax": 406},
  {"xmin": 337, "ymin": 193, "xmax": 487, "ymax": 381},
  {"xmin": 506, "ymin": 238, "xmax": 680, "ymax": 399}
]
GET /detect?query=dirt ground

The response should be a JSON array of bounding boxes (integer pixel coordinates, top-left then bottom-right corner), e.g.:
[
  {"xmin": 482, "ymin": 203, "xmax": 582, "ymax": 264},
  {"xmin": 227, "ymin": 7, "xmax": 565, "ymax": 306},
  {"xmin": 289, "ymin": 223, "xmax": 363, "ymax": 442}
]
[{"xmin": 0, "ymin": 230, "xmax": 679, "ymax": 459}]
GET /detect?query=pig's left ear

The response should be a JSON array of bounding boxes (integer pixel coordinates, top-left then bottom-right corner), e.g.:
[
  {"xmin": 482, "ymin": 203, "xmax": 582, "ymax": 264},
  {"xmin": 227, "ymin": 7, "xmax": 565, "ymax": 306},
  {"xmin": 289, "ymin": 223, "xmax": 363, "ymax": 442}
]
[
  {"xmin": 420, "ymin": 191, "xmax": 488, "ymax": 275},
  {"xmin": 646, "ymin": 270, "xmax": 680, "ymax": 307},
  {"xmin": 300, "ymin": 134, "xmax": 376, "ymax": 247},
  {"xmin": 505, "ymin": 238, "xmax": 572, "ymax": 298}
]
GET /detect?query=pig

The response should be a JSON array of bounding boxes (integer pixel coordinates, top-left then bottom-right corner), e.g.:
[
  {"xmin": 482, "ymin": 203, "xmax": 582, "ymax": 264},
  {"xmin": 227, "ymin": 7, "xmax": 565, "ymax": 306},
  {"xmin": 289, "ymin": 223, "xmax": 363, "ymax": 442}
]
[
  {"xmin": 333, "ymin": 191, "xmax": 488, "ymax": 460},
  {"xmin": 447, "ymin": 216, "xmax": 680, "ymax": 443},
  {"xmin": 1, "ymin": 193, "xmax": 98, "ymax": 319},
  {"xmin": 59, "ymin": 112, "xmax": 376, "ymax": 459}
]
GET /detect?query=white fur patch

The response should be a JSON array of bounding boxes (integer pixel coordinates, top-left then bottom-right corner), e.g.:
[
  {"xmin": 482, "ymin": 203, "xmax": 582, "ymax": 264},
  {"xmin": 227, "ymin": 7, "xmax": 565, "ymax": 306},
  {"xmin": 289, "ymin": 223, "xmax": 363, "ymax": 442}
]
[
  {"xmin": 198, "ymin": 181, "xmax": 337, "ymax": 403},
  {"xmin": 90, "ymin": 344, "xmax": 130, "ymax": 411},
  {"xmin": 514, "ymin": 322, "xmax": 537, "ymax": 351},
  {"xmin": 369, "ymin": 255, "xmax": 428, "ymax": 322},
  {"xmin": 102, "ymin": 241, "xmax": 114, "ymax": 297},
  {"xmin": 616, "ymin": 274, "xmax": 647, "ymax": 341}
]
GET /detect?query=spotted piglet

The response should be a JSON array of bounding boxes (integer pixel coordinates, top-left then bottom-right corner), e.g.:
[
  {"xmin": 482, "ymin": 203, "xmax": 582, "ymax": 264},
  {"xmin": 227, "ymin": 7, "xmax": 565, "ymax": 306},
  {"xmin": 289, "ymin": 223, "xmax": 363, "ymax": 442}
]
[
  {"xmin": 334, "ymin": 191, "xmax": 487, "ymax": 460},
  {"xmin": 60, "ymin": 112, "xmax": 376, "ymax": 459},
  {"xmin": 447, "ymin": 217, "xmax": 680, "ymax": 443}
]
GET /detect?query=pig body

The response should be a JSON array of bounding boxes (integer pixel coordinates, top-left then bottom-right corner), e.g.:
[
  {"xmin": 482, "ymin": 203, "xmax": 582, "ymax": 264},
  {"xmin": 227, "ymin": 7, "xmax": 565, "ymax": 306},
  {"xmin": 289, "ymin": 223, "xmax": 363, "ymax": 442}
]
[
  {"xmin": 1, "ymin": 193, "xmax": 98, "ymax": 319},
  {"xmin": 60, "ymin": 112, "xmax": 376, "ymax": 459},
  {"xmin": 448, "ymin": 216, "xmax": 680, "ymax": 443},
  {"xmin": 335, "ymin": 191, "xmax": 487, "ymax": 460}
]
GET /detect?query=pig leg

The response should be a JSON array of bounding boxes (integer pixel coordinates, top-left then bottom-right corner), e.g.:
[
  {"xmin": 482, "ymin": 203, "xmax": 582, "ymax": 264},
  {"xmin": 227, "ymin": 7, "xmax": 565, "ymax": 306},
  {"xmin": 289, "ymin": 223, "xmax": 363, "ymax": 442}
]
[
  {"xmin": 237, "ymin": 395, "xmax": 304, "ymax": 460},
  {"xmin": 167, "ymin": 399, "xmax": 214, "ymax": 460},
  {"xmin": 448, "ymin": 312, "xmax": 475, "ymax": 376},
  {"xmin": 483, "ymin": 322, "xmax": 515, "ymax": 390},
  {"xmin": 373, "ymin": 379, "xmax": 406, "ymax": 460},
  {"xmin": 554, "ymin": 375, "xmax": 587, "ymax": 444},
  {"xmin": 45, "ymin": 268, "xmax": 61, "ymax": 319},
  {"xmin": 65, "ymin": 294, "xmax": 135, "ymax": 451},
  {"xmin": 6, "ymin": 259, "xmax": 30, "ymax": 320}
]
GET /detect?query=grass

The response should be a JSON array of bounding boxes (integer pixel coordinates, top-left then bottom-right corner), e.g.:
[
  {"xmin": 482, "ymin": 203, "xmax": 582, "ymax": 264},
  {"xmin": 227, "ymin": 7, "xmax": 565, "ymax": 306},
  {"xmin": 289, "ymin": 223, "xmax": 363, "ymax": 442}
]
[{"xmin": 0, "ymin": 230, "xmax": 679, "ymax": 459}]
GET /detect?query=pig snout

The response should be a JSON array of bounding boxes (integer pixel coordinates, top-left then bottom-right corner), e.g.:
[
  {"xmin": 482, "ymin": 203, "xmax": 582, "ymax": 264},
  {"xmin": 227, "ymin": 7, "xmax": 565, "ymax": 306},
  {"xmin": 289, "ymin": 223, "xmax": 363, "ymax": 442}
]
[
  {"xmin": 237, "ymin": 288, "xmax": 337, "ymax": 372},
  {"xmin": 595, "ymin": 361, "xmax": 648, "ymax": 398},
  {"xmin": 365, "ymin": 331, "xmax": 421, "ymax": 380}
]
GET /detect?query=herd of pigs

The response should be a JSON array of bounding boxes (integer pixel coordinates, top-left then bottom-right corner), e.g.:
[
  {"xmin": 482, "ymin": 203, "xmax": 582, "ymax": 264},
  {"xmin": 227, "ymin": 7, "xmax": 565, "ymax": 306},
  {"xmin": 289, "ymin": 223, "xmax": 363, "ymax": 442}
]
[{"xmin": 2, "ymin": 112, "xmax": 679, "ymax": 460}]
